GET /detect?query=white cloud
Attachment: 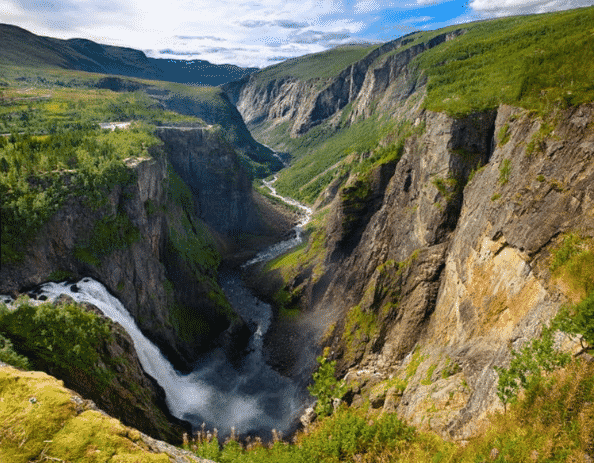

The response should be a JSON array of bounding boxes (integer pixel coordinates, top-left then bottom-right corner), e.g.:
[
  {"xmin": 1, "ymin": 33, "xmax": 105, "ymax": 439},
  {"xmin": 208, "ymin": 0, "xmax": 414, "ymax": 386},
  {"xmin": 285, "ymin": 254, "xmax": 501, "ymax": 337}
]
[
  {"xmin": 354, "ymin": 0, "xmax": 382, "ymax": 13},
  {"xmin": 2, "ymin": 0, "xmax": 593, "ymax": 68},
  {"xmin": 469, "ymin": 0, "xmax": 594, "ymax": 15}
]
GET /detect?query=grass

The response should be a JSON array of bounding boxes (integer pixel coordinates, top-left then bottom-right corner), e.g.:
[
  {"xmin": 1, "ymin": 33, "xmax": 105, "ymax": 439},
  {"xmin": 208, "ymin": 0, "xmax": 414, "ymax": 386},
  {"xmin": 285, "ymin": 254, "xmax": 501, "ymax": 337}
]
[
  {"xmin": 272, "ymin": 114, "xmax": 413, "ymax": 203},
  {"xmin": 550, "ymin": 232, "xmax": 594, "ymax": 299},
  {"xmin": 251, "ymin": 43, "xmax": 380, "ymax": 84},
  {"xmin": 413, "ymin": 6, "xmax": 594, "ymax": 117},
  {"xmin": 498, "ymin": 158, "xmax": 512, "ymax": 185}
]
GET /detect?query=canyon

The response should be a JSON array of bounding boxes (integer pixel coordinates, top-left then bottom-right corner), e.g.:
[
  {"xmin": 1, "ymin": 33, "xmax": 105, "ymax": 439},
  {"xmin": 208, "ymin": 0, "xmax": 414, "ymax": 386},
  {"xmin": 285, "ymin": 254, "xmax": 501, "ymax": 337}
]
[{"xmin": 1, "ymin": 7, "xmax": 594, "ymax": 461}]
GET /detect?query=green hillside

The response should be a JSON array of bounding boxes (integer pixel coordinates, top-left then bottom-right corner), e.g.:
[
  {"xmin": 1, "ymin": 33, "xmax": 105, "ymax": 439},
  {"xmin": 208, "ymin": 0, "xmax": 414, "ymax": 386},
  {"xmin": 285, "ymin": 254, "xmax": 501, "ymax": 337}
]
[
  {"xmin": 0, "ymin": 23, "xmax": 256, "ymax": 86},
  {"xmin": 252, "ymin": 43, "xmax": 380, "ymax": 84},
  {"xmin": 263, "ymin": 6, "xmax": 594, "ymax": 203}
]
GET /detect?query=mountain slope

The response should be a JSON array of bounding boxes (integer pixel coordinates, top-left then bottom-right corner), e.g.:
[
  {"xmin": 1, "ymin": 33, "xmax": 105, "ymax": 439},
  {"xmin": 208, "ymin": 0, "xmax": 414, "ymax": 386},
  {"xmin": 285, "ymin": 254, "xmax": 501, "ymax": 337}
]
[
  {"xmin": 0, "ymin": 23, "xmax": 256, "ymax": 86},
  {"xmin": 224, "ymin": 6, "xmax": 594, "ymax": 203},
  {"xmin": 238, "ymin": 6, "xmax": 594, "ymax": 440}
]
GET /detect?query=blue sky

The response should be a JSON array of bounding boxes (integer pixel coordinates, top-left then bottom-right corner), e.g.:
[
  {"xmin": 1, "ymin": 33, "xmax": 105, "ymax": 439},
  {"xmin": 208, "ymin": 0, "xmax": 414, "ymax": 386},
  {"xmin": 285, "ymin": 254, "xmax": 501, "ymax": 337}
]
[{"xmin": 1, "ymin": 0, "xmax": 593, "ymax": 68}]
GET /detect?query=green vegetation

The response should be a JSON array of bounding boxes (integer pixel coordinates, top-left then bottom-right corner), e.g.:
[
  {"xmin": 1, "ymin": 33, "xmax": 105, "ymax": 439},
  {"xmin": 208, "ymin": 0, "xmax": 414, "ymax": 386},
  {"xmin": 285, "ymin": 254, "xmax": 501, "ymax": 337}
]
[
  {"xmin": 187, "ymin": 408, "xmax": 422, "ymax": 463},
  {"xmin": 498, "ymin": 123, "xmax": 511, "ymax": 146},
  {"xmin": 0, "ymin": 81, "xmax": 196, "ymax": 134},
  {"xmin": 549, "ymin": 232, "xmax": 594, "ymax": 298},
  {"xmin": 413, "ymin": 6, "xmax": 594, "ymax": 117},
  {"xmin": 0, "ymin": 333, "xmax": 30, "ymax": 369},
  {"xmin": 556, "ymin": 292, "xmax": 594, "ymax": 353},
  {"xmin": 0, "ymin": 81, "xmax": 175, "ymax": 263},
  {"xmin": 0, "ymin": 299, "xmax": 114, "ymax": 386},
  {"xmin": 498, "ymin": 158, "xmax": 512, "ymax": 185},
  {"xmin": 252, "ymin": 44, "xmax": 380, "ymax": 84},
  {"xmin": 272, "ymin": 116, "xmax": 418, "ymax": 203},
  {"xmin": 342, "ymin": 304, "xmax": 378, "ymax": 362},
  {"xmin": 307, "ymin": 352, "xmax": 348, "ymax": 418},
  {"xmin": 406, "ymin": 347, "xmax": 426, "ymax": 379},
  {"xmin": 421, "ymin": 363, "xmax": 438, "ymax": 386},
  {"xmin": 271, "ymin": 114, "xmax": 400, "ymax": 202},
  {"xmin": 494, "ymin": 325, "xmax": 571, "ymax": 412},
  {"xmin": 0, "ymin": 366, "xmax": 171, "ymax": 462}
]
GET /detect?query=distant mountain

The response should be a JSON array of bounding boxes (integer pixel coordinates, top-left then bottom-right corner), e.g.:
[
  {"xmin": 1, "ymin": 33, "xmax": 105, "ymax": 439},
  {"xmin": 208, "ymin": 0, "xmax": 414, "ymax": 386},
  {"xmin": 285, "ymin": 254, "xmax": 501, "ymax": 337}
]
[{"xmin": 0, "ymin": 23, "xmax": 257, "ymax": 86}]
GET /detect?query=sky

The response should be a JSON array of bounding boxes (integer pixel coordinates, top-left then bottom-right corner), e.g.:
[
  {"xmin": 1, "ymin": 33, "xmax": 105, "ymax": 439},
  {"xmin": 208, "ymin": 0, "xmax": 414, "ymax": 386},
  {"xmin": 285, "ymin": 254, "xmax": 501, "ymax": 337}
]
[{"xmin": 1, "ymin": 0, "xmax": 593, "ymax": 68}]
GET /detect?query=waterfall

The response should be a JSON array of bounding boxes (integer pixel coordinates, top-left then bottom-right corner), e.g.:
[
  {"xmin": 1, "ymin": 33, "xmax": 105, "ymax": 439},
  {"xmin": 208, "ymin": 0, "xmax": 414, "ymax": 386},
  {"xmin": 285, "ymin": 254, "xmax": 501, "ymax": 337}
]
[
  {"xmin": 2, "ymin": 278, "xmax": 303, "ymax": 437},
  {"xmin": 0, "ymin": 159, "xmax": 314, "ymax": 437}
]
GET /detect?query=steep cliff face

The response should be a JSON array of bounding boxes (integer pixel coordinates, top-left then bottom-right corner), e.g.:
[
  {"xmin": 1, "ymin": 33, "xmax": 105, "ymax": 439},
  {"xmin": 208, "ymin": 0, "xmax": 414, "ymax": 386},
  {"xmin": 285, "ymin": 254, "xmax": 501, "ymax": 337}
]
[
  {"xmin": 268, "ymin": 103, "xmax": 593, "ymax": 439},
  {"xmin": 223, "ymin": 30, "xmax": 464, "ymax": 139},
  {"xmin": 156, "ymin": 127, "xmax": 261, "ymax": 237},
  {"xmin": 0, "ymin": 126, "xmax": 274, "ymax": 372}
]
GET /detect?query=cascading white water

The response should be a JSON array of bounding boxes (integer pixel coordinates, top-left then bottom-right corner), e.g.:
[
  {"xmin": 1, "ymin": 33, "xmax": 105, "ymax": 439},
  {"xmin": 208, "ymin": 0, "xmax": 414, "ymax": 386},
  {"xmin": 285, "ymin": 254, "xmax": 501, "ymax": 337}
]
[{"xmin": 4, "ymin": 277, "xmax": 303, "ymax": 436}]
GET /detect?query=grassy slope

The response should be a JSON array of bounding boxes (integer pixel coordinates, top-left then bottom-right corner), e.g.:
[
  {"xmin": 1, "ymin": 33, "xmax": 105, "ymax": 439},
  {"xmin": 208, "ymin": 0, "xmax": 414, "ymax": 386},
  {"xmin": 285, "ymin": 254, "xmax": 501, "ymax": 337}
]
[
  {"xmin": 251, "ymin": 43, "xmax": 380, "ymax": 84},
  {"xmin": 0, "ymin": 23, "xmax": 255, "ymax": 86}
]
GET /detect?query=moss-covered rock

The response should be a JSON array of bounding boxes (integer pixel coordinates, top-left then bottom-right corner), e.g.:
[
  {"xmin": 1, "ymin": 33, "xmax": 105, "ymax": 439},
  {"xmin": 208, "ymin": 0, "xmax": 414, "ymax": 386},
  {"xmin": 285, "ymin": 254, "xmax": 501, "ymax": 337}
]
[{"xmin": 0, "ymin": 365, "xmax": 206, "ymax": 463}]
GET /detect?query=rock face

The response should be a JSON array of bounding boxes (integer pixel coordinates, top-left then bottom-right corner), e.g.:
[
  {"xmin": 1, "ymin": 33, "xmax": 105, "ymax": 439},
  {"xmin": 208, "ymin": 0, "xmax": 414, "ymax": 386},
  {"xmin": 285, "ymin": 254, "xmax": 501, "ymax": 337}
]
[
  {"xmin": 275, "ymin": 103, "xmax": 594, "ymax": 439},
  {"xmin": 233, "ymin": 31, "xmax": 594, "ymax": 439},
  {"xmin": 223, "ymin": 29, "xmax": 465, "ymax": 139},
  {"xmin": 156, "ymin": 127, "xmax": 263, "ymax": 237}
]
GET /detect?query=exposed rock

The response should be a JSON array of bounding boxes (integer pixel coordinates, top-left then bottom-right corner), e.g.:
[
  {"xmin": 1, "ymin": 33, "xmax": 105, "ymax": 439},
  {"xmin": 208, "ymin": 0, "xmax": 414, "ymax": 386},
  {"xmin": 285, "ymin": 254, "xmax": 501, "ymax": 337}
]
[
  {"xmin": 257, "ymin": 102, "xmax": 594, "ymax": 440},
  {"xmin": 155, "ymin": 127, "xmax": 283, "ymax": 241},
  {"xmin": 300, "ymin": 407, "xmax": 317, "ymax": 427},
  {"xmin": 223, "ymin": 29, "xmax": 466, "ymax": 140}
]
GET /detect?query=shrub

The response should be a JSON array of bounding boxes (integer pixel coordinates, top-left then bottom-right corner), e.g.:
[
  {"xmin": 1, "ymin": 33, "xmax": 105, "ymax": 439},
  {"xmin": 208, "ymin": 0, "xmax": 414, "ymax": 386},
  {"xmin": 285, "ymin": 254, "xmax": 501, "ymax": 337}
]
[
  {"xmin": 494, "ymin": 325, "xmax": 571, "ymax": 412},
  {"xmin": 0, "ymin": 300, "xmax": 114, "ymax": 385},
  {"xmin": 554, "ymin": 292, "xmax": 594, "ymax": 352},
  {"xmin": 308, "ymin": 353, "xmax": 348, "ymax": 418},
  {"xmin": 0, "ymin": 331, "xmax": 30, "ymax": 369}
]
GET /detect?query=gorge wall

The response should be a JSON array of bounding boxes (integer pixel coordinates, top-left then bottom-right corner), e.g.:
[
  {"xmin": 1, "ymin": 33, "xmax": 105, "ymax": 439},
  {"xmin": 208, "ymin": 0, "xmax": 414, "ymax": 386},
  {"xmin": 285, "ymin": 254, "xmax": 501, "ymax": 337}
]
[
  {"xmin": 0, "ymin": 124, "xmax": 293, "ymax": 442},
  {"xmin": 227, "ymin": 34, "xmax": 594, "ymax": 440}
]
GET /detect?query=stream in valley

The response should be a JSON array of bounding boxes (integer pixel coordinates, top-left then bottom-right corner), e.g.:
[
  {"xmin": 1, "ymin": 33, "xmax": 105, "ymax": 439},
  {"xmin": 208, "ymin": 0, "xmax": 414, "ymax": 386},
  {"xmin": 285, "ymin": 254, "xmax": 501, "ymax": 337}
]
[{"xmin": 0, "ymin": 177, "xmax": 313, "ymax": 439}]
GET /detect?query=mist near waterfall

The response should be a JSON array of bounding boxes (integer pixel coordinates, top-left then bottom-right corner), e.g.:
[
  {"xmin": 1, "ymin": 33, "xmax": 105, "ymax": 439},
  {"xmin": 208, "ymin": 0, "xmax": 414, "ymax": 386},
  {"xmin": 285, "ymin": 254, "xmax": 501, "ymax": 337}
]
[{"xmin": 16, "ymin": 278, "xmax": 307, "ymax": 438}]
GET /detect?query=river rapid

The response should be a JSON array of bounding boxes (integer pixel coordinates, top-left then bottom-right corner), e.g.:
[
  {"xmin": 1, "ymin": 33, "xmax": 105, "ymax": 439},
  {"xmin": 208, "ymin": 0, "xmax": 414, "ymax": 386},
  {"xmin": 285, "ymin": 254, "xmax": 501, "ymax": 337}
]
[{"xmin": 0, "ymin": 177, "xmax": 313, "ymax": 439}]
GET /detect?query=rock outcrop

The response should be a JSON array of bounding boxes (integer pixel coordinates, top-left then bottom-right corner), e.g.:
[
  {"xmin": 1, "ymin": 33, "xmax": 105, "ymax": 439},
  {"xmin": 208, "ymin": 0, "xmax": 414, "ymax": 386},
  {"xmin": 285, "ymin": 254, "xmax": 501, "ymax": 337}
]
[{"xmin": 0, "ymin": 364, "xmax": 212, "ymax": 462}]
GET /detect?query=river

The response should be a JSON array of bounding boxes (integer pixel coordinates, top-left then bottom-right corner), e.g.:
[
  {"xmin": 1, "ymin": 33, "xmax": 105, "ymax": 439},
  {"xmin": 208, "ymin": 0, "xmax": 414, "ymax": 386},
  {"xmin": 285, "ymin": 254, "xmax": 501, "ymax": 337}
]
[{"xmin": 0, "ymin": 177, "xmax": 313, "ymax": 439}]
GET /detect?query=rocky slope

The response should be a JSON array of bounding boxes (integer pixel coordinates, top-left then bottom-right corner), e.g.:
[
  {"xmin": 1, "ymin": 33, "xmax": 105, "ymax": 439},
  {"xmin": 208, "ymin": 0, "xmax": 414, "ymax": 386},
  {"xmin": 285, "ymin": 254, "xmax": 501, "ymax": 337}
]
[
  {"xmin": 257, "ymin": 100, "xmax": 594, "ymax": 439},
  {"xmin": 231, "ymin": 17, "xmax": 594, "ymax": 440},
  {"xmin": 222, "ymin": 29, "xmax": 464, "ymax": 139}
]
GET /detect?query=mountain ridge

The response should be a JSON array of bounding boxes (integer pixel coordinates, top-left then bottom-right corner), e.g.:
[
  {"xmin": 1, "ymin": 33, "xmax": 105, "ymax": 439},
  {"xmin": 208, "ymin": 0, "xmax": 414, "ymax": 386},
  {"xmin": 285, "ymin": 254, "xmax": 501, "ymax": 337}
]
[{"xmin": 0, "ymin": 23, "xmax": 257, "ymax": 86}]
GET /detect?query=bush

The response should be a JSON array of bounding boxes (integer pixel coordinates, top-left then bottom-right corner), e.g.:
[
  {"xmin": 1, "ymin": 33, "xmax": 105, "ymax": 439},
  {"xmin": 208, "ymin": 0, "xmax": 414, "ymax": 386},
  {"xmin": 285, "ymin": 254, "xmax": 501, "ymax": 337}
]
[
  {"xmin": 307, "ymin": 353, "xmax": 348, "ymax": 418},
  {"xmin": 554, "ymin": 291, "xmax": 594, "ymax": 352},
  {"xmin": 0, "ymin": 331, "xmax": 30, "ymax": 369},
  {"xmin": 0, "ymin": 300, "xmax": 113, "ymax": 384},
  {"xmin": 494, "ymin": 325, "xmax": 571, "ymax": 412}
]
